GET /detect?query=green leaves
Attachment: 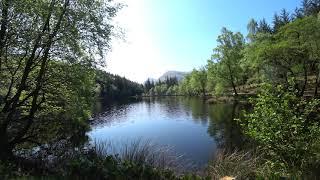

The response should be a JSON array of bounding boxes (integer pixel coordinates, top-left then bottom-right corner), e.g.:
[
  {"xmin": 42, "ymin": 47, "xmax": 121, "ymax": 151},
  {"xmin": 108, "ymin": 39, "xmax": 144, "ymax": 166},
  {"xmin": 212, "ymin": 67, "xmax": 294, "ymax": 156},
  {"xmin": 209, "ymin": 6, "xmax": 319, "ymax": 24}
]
[
  {"xmin": 208, "ymin": 28, "xmax": 245, "ymax": 96},
  {"xmin": 240, "ymin": 83, "xmax": 320, "ymax": 175}
]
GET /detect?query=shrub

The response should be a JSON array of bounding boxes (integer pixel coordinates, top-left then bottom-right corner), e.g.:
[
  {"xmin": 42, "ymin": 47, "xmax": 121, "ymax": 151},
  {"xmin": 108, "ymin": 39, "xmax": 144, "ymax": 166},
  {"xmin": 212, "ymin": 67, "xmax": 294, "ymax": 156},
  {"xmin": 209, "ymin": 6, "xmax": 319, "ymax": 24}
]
[{"xmin": 239, "ymin": 83, "xmax": 320, "ymax": 176}]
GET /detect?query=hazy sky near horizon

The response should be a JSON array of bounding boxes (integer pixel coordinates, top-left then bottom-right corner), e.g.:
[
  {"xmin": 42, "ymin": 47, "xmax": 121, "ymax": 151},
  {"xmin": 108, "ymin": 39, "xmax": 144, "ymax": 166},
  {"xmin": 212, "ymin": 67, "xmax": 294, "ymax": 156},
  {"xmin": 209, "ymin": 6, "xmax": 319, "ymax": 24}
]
[{"xmin": 105, "ymin": 0, "xmax": 300, "ymax": 83}]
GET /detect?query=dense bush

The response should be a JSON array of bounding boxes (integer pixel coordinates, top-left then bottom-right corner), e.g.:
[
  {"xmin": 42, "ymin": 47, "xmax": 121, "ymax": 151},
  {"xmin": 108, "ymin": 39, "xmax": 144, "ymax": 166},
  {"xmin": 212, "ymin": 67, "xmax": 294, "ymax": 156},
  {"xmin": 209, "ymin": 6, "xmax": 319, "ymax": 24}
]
[{"xmin": 239, "ymin": 83, "xmax": 320, "ymax": 176}]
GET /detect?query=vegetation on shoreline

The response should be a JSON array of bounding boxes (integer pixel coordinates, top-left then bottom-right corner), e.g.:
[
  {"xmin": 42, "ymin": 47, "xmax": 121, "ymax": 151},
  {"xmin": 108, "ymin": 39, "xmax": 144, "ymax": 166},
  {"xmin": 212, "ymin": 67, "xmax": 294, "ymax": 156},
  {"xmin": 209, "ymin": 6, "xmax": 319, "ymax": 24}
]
[
  {"xmin": 140, "ymin": 0, "xmax": 320, "ymax": 177},
  {"xmin": 96, "ymin": 70, "xmax": 143, "ymax": 101},
  {"xmin": 144, "ymin": 1, "xmax": 320, "ymax": 100},
  {"xmin": 1, "ymin": 0, "xmax": 320, "ymax": 179},
  {"xmin": 239, "ymin": 83, "xmax": 320, "ymax": 176}
]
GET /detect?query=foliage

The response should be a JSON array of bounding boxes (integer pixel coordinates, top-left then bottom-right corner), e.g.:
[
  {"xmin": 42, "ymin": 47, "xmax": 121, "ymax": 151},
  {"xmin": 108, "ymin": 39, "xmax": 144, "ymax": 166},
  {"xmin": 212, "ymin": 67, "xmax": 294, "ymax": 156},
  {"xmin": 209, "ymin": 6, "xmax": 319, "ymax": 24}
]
[
  {"xmin": 144, "ymin": 77, "xmax": 180, "ymax": 96},
  {"xmin": 144, "ymin": 78, "xmax": 156, "ymax": 92},
  {"xmin": 208, "ymin": 28, "xmax": 245, "ymax": 96},
  {"xmin": 239, "ymin": 83, "xmax": 320, "ymax": 175},
  {"xmin": 35, "ymin": 62, "xmax": 95, "ymax": 143},
  {"xmin": 0, "ymin": 0, "xmax": 121, "ymax": 158},
  {"xmin": 1, "ymin": 0, "xmax": 320, "ymax": 179},
  {"xmin": 178, "ymin": 74, "xmax": 194, "ymax": 96},
  {"xmin": 180, "ymin": 1, "xmax": 320, "ymax": 98},
  {"xmin": 300, "ymin": 0, "xmax": 320, "ymax": 16},
  {"xmin": 96, "ymin": 69, "xmax": 143, "ymax": 100},
  {"xmin": 189, "ymin": 68, "xmax": 207, "ymax": 97}
]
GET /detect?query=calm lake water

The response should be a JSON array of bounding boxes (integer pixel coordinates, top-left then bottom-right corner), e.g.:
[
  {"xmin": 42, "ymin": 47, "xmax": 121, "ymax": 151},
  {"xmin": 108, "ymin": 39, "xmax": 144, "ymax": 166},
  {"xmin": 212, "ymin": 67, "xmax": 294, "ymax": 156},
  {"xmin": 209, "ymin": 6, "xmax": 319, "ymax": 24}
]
[{"xmin": 89, "ymin": 97, "xmax": 245, "ymax": 166}]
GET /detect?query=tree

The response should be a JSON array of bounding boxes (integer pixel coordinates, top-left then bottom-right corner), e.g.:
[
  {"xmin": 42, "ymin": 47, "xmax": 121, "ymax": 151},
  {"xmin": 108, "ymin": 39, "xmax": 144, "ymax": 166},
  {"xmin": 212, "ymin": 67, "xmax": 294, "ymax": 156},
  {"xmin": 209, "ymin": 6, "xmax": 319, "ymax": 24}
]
[
  {"xmin": 206, "ymin": 61, "xmax": 218, "ymax": 94},
  {"xmin": 273, "ymin": 10, "xmax": 291, "ymax": 33},
  {"xmin": 293, "ymin": 7, "xmax": 304, "ymax": 19},
  {"xmin": 280, "ymin": 9, "xmax": 291, "ymax": 24},
  {"xmin": 279, "ymin": 16, "xmax": 320, "ymax": 96},
  {"xmin": 302, "ymin": 0, "xmax": 320, "ymax": 16},
  {"xmin": 144, "ymin": 79, "xmax": 154, "ymax": 93},
  {"xmin": 258, "ymin": 19, "xmax": 272, "ymax": 34},
  {"xmin": 96, "ymin": 70, "xmax": 143, "ymax": 100},
  {"xmin": 258, "ymin": 16, "xmax": 319, "ymax": 96},
  {"xmin": 247, "ymin": 19, "xmax": 258, "ymax": 42},
  {"xmin": 210, "ymin": 28, "xmax": 245, "ymax": 96},
  {"xmin": 0, "ymin": 0, "xmax": 120, "ymax": 160},
  {"xmin": 189, "ymin": 68, "xmax": 207, "ymax": 97},
  {"xmin": 179, "ymin": 74, "xmax": 193, "ymax": 96}
]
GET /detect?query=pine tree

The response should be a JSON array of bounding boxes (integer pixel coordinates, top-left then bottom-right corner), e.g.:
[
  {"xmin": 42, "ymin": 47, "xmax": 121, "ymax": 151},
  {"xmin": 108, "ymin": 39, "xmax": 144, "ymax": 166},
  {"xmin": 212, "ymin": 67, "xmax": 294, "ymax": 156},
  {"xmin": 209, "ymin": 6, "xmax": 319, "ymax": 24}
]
[
  {"xmin": 302, "ymin": 0, "xmax": 320, "ymax": 16},
  {"xmin": 258, "ymin": 18, "xmax": 272, "ymax": 33},
  {"xmin": 293, "ymin": 7, "xmax": 304, "ymax": 19},
  {"xmin": 280, "ymin": 9, "xmax": 291, "ymax": 24},
  {"xmin": 273, "ymin": 13, "xmax": 282, "ymax": 32}
]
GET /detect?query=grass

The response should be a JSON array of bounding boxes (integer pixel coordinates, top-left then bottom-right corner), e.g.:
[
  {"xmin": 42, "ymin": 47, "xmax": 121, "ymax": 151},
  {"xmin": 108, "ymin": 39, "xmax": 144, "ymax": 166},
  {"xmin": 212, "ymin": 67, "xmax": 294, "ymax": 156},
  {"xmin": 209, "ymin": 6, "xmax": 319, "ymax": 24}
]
[
  {"xmin": 91, "ymin": 139, "xmax": 267, "ymax": 179},
  {"xmin": 91, "ymin": 138, "xmax": 194, "ymax": 173},
  {"xmin": 3, "ymin": 139, "xmax": 298, "ymax": 179},
  {"xmin": 207, "ymin": 149, "xmax": 260, "ymax": 179}
]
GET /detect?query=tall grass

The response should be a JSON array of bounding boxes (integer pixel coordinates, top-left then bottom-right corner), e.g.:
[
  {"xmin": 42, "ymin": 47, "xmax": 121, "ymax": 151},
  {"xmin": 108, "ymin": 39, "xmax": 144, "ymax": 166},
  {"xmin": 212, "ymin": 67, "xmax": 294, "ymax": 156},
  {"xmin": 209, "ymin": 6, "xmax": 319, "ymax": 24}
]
[
  {"xmin": 91, "ymin": 140, "xmax": 264, "ymax": 178},
  {"xmin": 6, "ymin": 139, "xmax": 266, "ymax": 179},
  {"xmin": 91, "ymin": 138, "xmax": 194, "ymax": 173},
  {"xmin": 207, "ymin": 149, "xmax": 260, "ymax": 179}
]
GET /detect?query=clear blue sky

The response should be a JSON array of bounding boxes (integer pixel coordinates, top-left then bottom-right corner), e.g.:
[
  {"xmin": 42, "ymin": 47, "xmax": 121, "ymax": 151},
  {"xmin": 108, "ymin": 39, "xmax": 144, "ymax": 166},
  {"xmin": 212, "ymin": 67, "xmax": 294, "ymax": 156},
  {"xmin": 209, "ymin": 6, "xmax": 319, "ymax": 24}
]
[{"xmin": 107, "ymin": 0, "xmax": 301, "ymax": 83}]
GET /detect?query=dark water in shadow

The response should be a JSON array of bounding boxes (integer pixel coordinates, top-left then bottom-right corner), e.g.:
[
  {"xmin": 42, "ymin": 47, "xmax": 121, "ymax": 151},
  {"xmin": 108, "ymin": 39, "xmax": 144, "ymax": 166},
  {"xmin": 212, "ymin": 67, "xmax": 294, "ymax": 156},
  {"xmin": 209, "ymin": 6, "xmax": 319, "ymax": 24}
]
[{"xmin": 89, "ymin": 97, "xmax": 247, "ymax": 166}]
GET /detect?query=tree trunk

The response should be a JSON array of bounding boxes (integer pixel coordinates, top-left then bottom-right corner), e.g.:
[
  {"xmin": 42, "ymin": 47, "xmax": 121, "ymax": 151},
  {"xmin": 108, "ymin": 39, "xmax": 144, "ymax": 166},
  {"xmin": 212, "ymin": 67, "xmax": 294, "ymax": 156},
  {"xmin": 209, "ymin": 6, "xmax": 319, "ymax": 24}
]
[
  {"xmin": 315, "ymin": 71, "xmax": 319, "ymax": 97},
  {"xmin": 0, "ymin": 131, "xmax": 13, "ymax": 161},
  {"xmin": 227, "ymin": 64, "xmax": 238, "ymax": 96},
  {"xmin": 10, "ymin": 0, "xmax": 69, "ymax": 146},
  {"xmin": 202, "ymin": 86, "xmax": 206, "ymax": 97},
  {"xmin": 300, "ymin": 61, "xmax": 308, "ymax": 97},
  {"xmin": 0, "ymin": 0, "xmax": 10, "ymax": 72},
  {"xmin": 231, "ymin": 81, "xmax": 238, "ymax": 96}
]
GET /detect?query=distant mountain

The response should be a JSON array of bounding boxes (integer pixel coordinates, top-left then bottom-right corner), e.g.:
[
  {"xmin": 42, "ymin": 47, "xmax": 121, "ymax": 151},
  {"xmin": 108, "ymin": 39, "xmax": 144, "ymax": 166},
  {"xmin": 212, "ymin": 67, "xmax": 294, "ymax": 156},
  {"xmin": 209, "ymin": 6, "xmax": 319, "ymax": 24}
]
[
  {"xmin": 144, "ymin": 71, "xmax": 188, "ymax": 84},
  {"xmin": 158, "ymin": 71, "xmax": 187, "ymax": 82}
]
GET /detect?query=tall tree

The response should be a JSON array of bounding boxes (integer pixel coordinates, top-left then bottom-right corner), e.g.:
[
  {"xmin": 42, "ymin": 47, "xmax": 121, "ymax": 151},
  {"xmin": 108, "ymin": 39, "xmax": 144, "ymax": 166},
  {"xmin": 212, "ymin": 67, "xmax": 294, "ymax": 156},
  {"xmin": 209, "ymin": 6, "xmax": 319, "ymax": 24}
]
[
  {"xmin": 273, "ymin": 13, "xmax": 283, "ymax": 32},
  {"xmin": 258, "ymin": 18, "xmax": 272, "ymax": 34},
  {"xmin": 0, "ymin": 0, "xmax": 120, "ymax": 159},
  {"xmin": 273, "ymin": 10, "xmax": 291, "ymax": 33},
  {"xmin": 245, "ymin": 16, "xmax": 320, "ymax": 96},
  {"xmin": 302, "ymin": 0, "xmax": 320, "ymax": 16},
  {"xmin": 190, "ymin": 68, "xmax": 207, "ymax": 97},
  {"xmin": 210, "ymin": 28, "xmax": 245, "ymax": 96},
  {"xmin": 293, "ymin": 7, "xmax": 304, "ymax": 19},
  {"xmin": 280, "ymin": 9, "xmax": 291, "ymax": 24},
  {"xmin": 247, "ymin": 18, "xmax": 258, "ymax": 42}
]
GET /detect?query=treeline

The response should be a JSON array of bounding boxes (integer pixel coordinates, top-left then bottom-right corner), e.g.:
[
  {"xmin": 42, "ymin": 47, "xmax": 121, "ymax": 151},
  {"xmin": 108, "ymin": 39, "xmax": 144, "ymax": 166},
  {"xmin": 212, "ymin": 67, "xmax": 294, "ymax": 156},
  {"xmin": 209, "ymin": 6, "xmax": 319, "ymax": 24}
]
[
  {"xmin": 150, "ymin": 0, "xmax": 320, "ymax": 98},
  {"xmin": 96, "ymin": 70, "xmax": 143, "ymax": 100},
  {"xmin": 143, "ymin": 77, "xmax": 180, "ymax": 96}
]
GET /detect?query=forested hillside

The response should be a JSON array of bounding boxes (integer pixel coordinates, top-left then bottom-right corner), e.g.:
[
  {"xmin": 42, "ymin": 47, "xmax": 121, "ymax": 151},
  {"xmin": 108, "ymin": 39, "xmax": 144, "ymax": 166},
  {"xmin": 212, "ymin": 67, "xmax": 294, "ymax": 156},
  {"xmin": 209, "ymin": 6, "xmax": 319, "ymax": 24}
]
[{"xmin": 96, "ymin": 70, "xmax": 143, "ymax": 100}]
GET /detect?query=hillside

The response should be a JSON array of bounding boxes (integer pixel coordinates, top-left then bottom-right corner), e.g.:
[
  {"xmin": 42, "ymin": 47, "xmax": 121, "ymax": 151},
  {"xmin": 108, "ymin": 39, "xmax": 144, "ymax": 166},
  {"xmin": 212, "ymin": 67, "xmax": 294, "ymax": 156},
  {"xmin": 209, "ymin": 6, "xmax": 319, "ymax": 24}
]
[{"xmin": 158, "ymin": 71, "xmax": 187, "ymax": 81}]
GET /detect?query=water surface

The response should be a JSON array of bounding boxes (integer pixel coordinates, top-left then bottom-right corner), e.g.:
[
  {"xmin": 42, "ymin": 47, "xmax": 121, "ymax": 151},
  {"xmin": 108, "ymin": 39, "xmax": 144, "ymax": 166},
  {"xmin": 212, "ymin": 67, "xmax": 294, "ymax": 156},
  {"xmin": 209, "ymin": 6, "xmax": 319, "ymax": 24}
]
[{"xmin": 89, "ymin": 97, "xmax": 244, "ymax": 166}]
